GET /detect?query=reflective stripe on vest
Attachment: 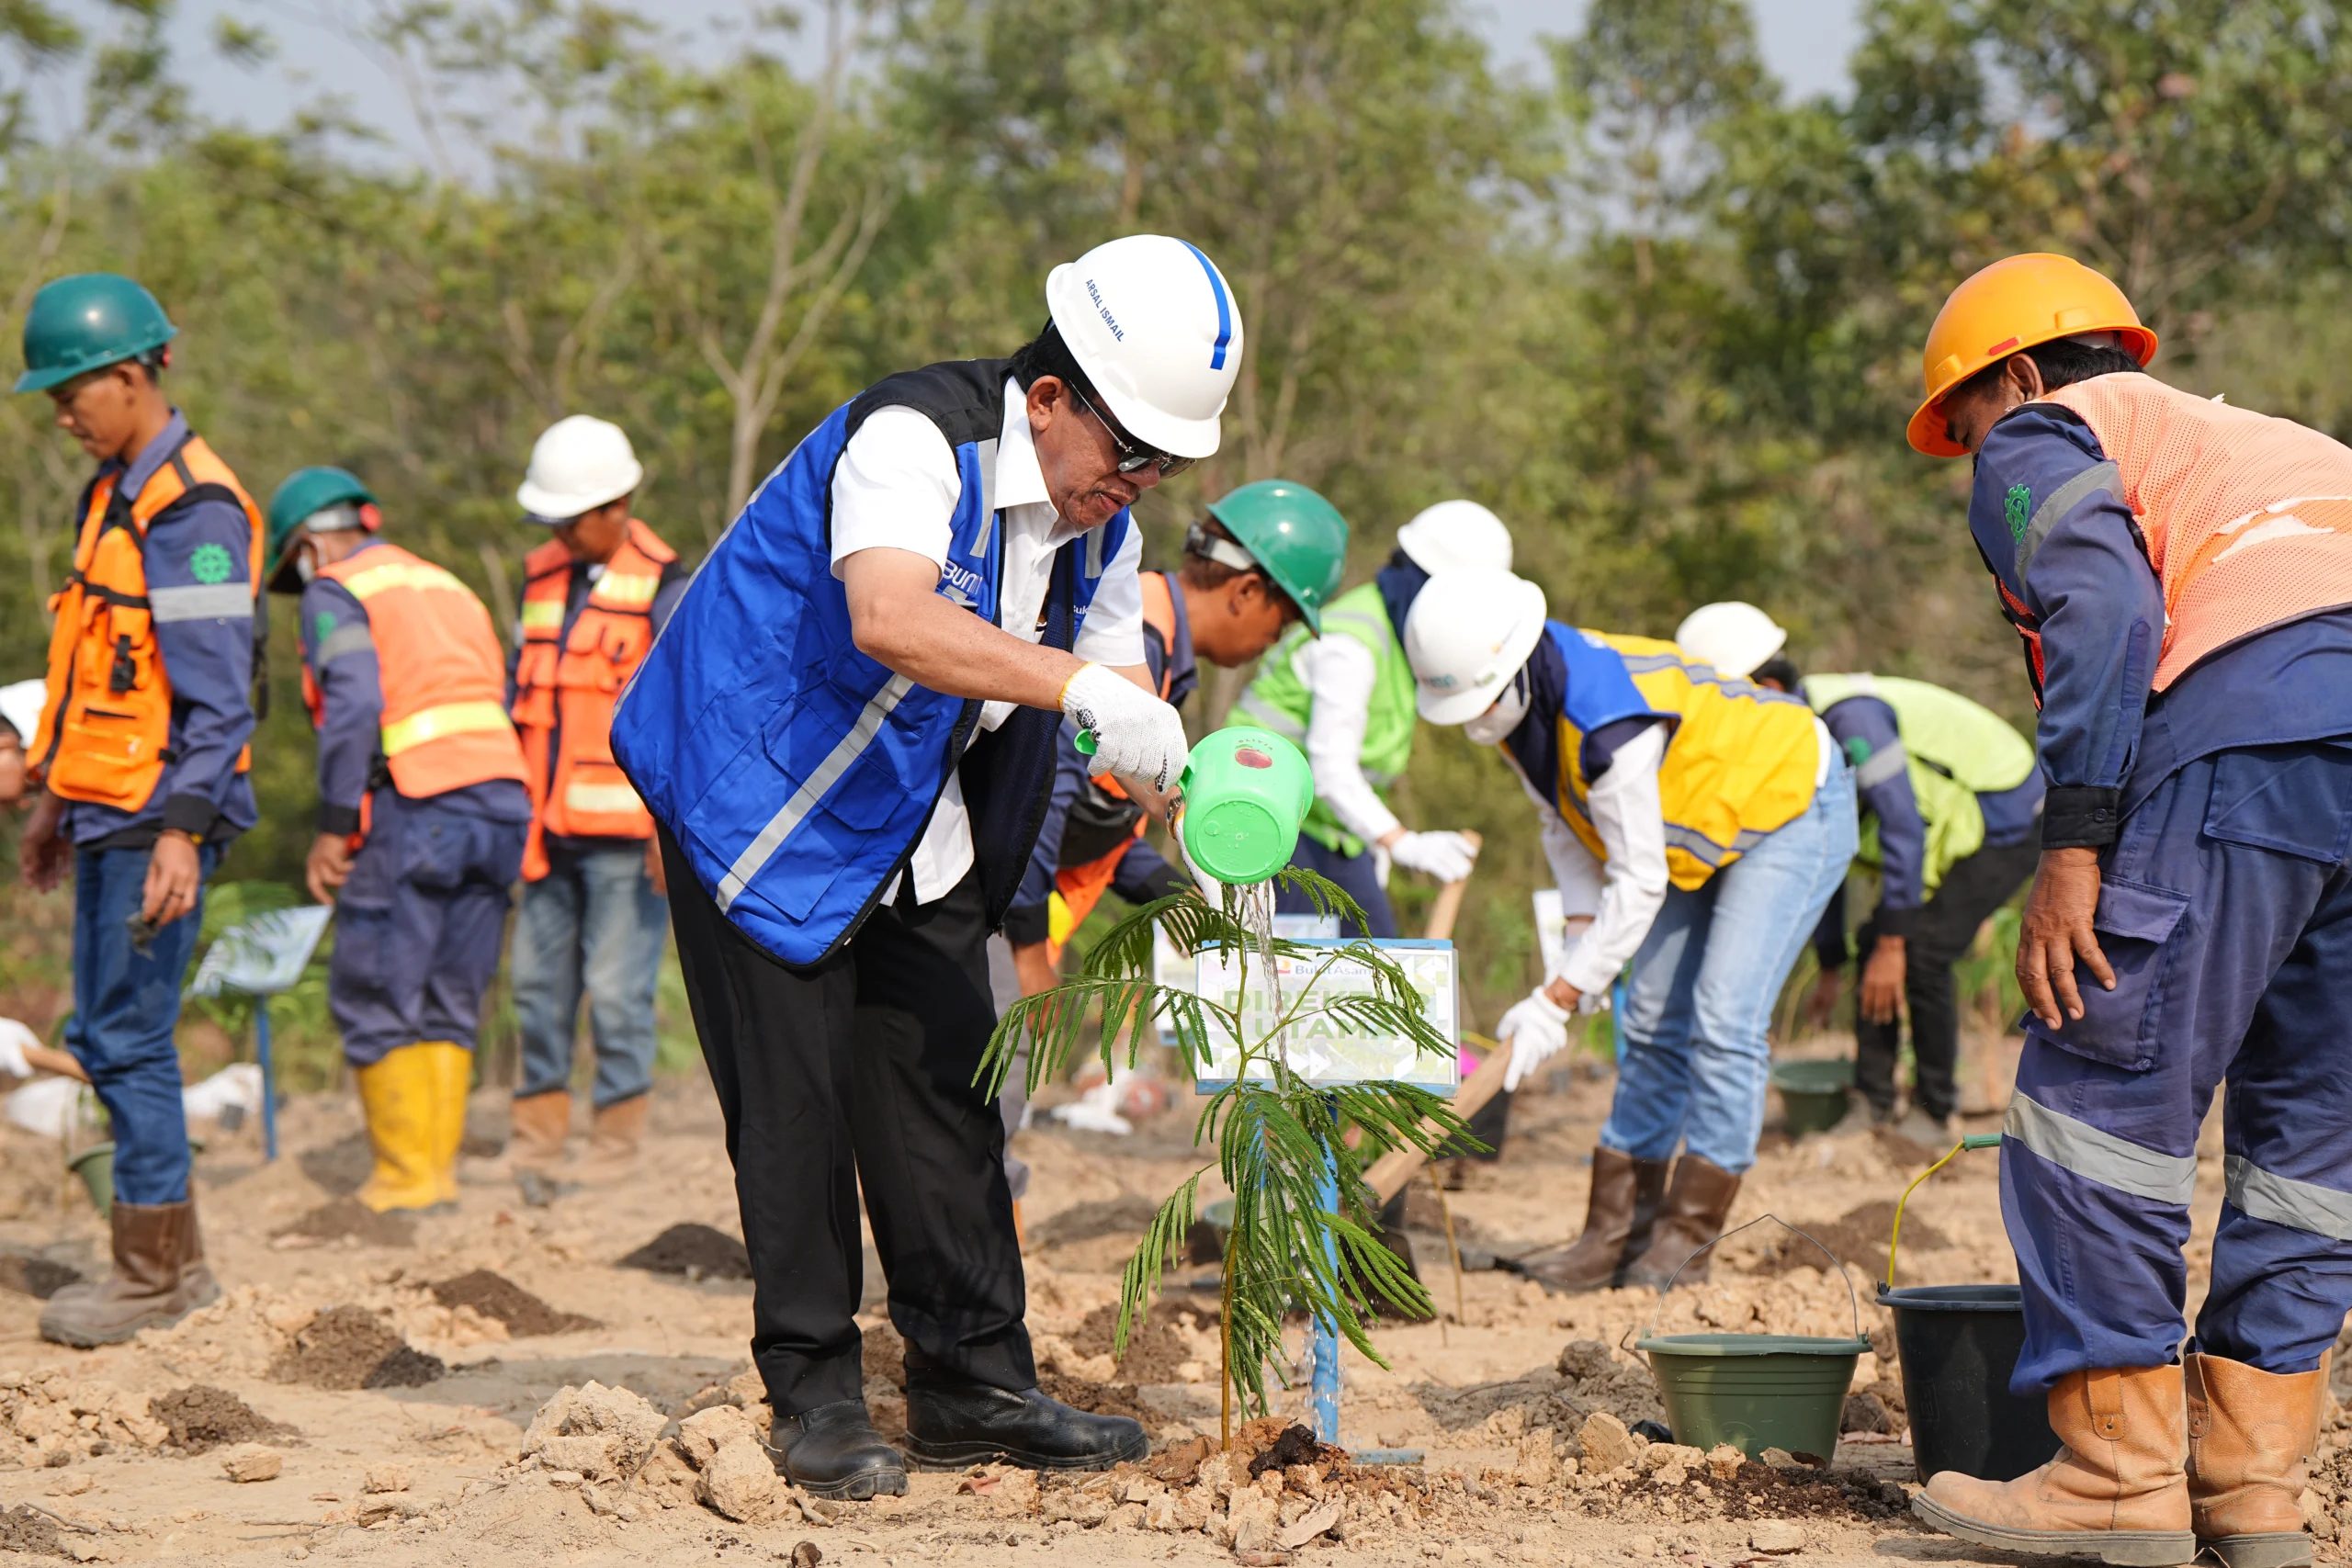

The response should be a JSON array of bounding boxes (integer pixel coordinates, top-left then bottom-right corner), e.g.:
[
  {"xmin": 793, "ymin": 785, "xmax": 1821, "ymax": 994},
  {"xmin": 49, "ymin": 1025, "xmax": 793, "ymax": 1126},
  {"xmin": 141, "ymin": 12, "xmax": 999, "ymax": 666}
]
[
  {"xmin": 1800, "ymin": 671, "xmax": 2037, "ymax": 891},
  {"xmin": 1235, "ymin": 580, "xmax": 1418, "ymax": 856},
  {"xmin": 2040, "ymin": 374, "xmax": 2352, "ymax": 688},
  {"xmin": 1551, "ymin": 628, "xmax": 1820, "ymax": 890},
  {"xmin": 511, "ymin": 518, "xmax": 678, "ymax": 878},
  {"xmin": 320, "ymin": 542, "xmax": 526, "ymax": 799},
  {"xmin": 33, "ymin": 434, "xmax": 263, "ymax": 813}
]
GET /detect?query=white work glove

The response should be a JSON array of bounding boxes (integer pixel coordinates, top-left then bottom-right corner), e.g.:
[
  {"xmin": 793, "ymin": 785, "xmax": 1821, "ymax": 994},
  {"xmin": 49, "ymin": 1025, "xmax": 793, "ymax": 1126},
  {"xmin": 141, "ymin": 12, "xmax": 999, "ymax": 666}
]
[
  {"xmin": 1061, "ymin": 662, "xmax": 1191, "ymax": 794},
  {"xmin": 1387, "ymin": 829, "xmax": 1479, "ymax": 883},
  {"xmin": 0, "ymin": 1019, "xmax": 37, "ymax": 1080},
  {"xmin": 1498, "ymin": 986, "xmax": 1572, "ymax": 1092}
]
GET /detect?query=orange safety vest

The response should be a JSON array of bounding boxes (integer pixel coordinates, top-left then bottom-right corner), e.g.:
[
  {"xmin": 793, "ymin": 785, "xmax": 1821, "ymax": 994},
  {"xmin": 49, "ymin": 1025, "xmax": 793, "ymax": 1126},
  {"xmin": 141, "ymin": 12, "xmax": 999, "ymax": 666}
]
[
  {"xmin": 33, "ymin": 434, "xmax": 263, "ymax": 814},
  {"xmin": 509, "ymin": 519, "xmax": 676, "ymax": 880},
  {"xmin": 2039, "ymin": 374, "xmax": 2352, "ymax": 690},
  {"xmin": 302, "ymin": 543, "xmax": 527, "ymax": 807},
  {"xmin": 1048, "ymin": 570, "xmax": 1181, "ymax": 958}
]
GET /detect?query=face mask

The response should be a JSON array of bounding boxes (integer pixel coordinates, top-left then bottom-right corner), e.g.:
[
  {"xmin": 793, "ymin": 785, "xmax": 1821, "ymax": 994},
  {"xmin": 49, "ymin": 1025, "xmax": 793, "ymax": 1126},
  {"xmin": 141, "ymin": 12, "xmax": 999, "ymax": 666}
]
[{"xmin": 1464, "ymin": 674, "xmax": 1530, "ymax": 745}]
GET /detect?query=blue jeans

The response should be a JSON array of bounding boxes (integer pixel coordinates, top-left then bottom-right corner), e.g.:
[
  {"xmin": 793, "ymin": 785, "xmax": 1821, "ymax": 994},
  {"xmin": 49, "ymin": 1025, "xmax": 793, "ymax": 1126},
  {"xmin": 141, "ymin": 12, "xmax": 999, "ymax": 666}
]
[
  {"xmin": 329, "ymin": 787, "xmax": 526, "ymax": 1066},
  {"xmin": 1274, "ymin": 835, "xmax": 1397, "ymax": 938},
  {"xmin": 512, "ymin": 846, "xmax": 666, "ymax": 1108},
  {"xmin": 2003, "ymin": 740, "xmax": 2352, "ymax": 1391},
  {"xmin": 1600, "ymin": 761, "xmax": 1858, "ymax": 1174},
  {"xmin": 67, "ymin": 840, "xmax": 222, "ymax": 1206}
]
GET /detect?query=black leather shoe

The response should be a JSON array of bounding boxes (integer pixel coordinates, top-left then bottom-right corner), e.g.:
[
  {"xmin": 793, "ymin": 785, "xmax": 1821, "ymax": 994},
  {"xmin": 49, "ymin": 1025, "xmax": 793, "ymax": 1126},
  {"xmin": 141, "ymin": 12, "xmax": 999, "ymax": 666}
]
[
  {"xmin": 763, "ymin": 1399, "xmax": 909, "ymax": 1499},
  {"xmin": 902, "ymin": 1372, "xmax": 1149, "ymax": 1472}
]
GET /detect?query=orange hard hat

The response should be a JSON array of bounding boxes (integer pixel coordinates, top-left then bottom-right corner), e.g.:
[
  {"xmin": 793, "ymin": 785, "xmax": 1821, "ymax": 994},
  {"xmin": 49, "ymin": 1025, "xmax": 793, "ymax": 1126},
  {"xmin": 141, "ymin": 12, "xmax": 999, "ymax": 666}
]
[{"xmin": 1907, "ymin": 253, "xmax": 2157, "ymax": 457}]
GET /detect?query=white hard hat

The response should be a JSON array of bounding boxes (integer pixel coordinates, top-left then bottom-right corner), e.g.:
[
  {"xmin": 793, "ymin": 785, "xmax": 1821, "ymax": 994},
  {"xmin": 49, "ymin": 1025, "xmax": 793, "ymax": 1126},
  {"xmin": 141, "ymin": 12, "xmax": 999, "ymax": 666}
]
[
  {"xmin": 0, "ymin": 678, "xmax": 45, "ymax": 743},
  {"xmin": 516, "ymin": 415, "xmax": 644, "ymax": 523},
  {"xmin": 1404, "ymin": 569, "xmax": 1550, "ymax": 726},
  {"xmin": 1396, "ymin": 500, "xmax": 1513, "ymax": 575},
  {"xmin": 1046, "ymin": 235, "xmax": 1243, "ymax": 460},
  {"xmin": 1674, "ymin": 601, "xmax": 1787, "ymax": 679}
]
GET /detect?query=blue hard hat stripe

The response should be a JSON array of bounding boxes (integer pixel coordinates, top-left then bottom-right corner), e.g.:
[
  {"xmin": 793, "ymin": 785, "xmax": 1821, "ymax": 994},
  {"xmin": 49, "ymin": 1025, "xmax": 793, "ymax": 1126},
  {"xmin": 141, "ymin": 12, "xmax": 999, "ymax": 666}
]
[{"xmin": 1180, "ymin": 241, "xmax": 1232, "ymax": 371}]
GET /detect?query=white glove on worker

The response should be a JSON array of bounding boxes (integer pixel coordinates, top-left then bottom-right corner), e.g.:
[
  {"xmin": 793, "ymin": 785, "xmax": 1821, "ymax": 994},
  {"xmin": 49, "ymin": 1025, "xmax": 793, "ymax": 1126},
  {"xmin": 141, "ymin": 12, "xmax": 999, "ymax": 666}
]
[
  {"xmin": 1061, "ymin": 662, "xmax": 1192, "ymax": 794},
  {"xmin": 1387, "ymin": 829, "xmax": 1479, "ymax": 884},
  {"xmin": 1498, "ymin": 987, "xmax": 1572, "ymax": 1092},
  {"xmin": 0, "ymin": 1019, "xmax": 37, "ymax": 1080}
]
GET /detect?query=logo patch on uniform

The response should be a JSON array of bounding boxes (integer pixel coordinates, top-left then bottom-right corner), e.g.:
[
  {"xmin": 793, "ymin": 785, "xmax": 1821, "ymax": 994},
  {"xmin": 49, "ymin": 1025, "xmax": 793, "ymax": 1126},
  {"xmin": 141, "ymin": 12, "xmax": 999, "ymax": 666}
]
[
  {"xmin": 2005, "ymin": 484, "xmax": 2031, "ymax": 544},
  {"xmin": 188, "ymin": 542, "xmax": 233, "ymax": 584},
  {"xmin": 313, "ymin": 611, "xmax": 336, "ymax": 644},
  {"xmin": 1845, "ymin": 737, "xmax": 1872, "ymax": 768}
]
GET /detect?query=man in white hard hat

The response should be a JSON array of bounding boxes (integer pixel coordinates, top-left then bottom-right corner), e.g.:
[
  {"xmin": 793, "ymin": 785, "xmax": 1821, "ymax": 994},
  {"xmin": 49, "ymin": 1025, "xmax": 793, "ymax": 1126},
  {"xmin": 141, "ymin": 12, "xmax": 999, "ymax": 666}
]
[
  {"xmin": 1232, "ymin": 499, "xmax": 1507, "ymax": 935},
  {"xmin": 1675, "ymin": 603, "xmax": 2044, "ymax": 1151},
  {"xmin": 611, "ymin": 235, "xmax": 1238, "ymax": 1499},
  {"xmin": 498, "ymin": 416, "xmax": 687, "ymax": 1197},
  {"xmin": 1406, "ymin": 570, "xmax": 1855, "ymax": 1292}
]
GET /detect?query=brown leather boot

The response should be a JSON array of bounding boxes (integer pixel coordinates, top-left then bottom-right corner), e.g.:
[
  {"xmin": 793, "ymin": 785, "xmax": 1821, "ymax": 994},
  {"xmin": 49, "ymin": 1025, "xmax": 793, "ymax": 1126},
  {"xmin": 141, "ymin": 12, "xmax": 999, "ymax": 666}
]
[
  {"xmin": 1619, "ymin": 1156, "xmax": 1741, "ymax": 1291},
  {"xmin": 1915, "ymin": 1365, "xmax": 2195, "ymax": 1565},
  {"xmin": 576, "ymin": 1094, "xmax": 649, "ymax": 1186},
  {"xmin": 508, "ymin": 1089, "xmax": 572, "ymax": 1172},
  {"xmin": 39, "ymin": 1201, "xmax": 221, "ymax": 1348},
  {"xmin": 2186, "ymin": 1350, "xmax": 2327, "ymax": 1568},
  {"xmin": 1510, "ymin": 1148, "xmax": 1669, "ymax": 1292}
]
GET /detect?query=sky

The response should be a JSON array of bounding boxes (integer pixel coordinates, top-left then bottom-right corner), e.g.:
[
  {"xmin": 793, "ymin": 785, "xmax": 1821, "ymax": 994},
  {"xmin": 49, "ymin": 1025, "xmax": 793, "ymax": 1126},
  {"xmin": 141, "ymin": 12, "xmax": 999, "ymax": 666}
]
[{"xmin": 94, "ymin": 0, "xmax": 1867, "ymax": 167}]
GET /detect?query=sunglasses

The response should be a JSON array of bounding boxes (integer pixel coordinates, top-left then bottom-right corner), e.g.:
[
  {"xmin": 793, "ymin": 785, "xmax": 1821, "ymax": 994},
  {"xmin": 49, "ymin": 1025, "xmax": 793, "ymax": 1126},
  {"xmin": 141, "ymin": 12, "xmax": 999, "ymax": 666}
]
[{"xmin": 1067, "ymin": 380, "xmax": 1194, "ymax": 479}]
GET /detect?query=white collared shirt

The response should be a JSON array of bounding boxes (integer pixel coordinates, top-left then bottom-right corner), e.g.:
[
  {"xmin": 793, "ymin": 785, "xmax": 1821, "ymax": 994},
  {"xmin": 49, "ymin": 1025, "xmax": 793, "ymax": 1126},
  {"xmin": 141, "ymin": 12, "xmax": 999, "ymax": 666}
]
[{"xmin": 830, "ymin": 378, "xmax": 1144, "ymax": 904}]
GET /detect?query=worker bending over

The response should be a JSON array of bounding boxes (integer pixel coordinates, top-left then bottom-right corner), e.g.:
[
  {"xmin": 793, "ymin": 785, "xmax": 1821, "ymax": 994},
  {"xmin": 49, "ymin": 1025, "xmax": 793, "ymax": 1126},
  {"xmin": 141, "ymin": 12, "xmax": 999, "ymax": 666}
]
[
  {"xmin": 1905, "ymin": 254, "xmax": 2352, "ymax": 1568},
  {"xmin": 503, "ymin": 416, "xmax": 686, "ymax": 1190},
  {"xmin": 18, "ymin": 275, "xmax": 259, "ymax": 1346},
  {"xmin": 1675, "ymin": 603, "xmax": 2043, "ymax": 1146},
  {"xmin": 614, "ymin": 235, "xmax": 1238, "ymax": 1500},
  {"xmin": 1235, "ymin": 500, "xmax": 1504, "ymax": 935},
  {"xmin": 268, "ymin": 468, "xmax": 529, "ymax": 1214},
  {"xmin": 1406, "ymin": 570, "xmax": 1854, "ymax": 1292},
  {"xmin": 0, "ymin": 680, "xmax": 45, "ymax": 806}
]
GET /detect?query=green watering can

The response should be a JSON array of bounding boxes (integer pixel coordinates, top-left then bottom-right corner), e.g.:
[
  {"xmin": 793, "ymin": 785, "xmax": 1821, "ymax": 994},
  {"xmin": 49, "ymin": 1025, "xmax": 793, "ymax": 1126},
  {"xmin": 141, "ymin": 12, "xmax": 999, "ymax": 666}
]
[{"xmin": 1077, "ymin": 722, "xmax": 1316, "ymax": 886}]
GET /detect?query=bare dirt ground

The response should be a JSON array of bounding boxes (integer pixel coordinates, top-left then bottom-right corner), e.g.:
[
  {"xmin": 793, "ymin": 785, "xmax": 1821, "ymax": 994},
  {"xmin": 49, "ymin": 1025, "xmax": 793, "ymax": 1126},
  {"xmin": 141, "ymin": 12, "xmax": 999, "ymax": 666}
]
[{"xmin": 0, "ymin": 1035, "xmax": 2346, "ymax": 1568}]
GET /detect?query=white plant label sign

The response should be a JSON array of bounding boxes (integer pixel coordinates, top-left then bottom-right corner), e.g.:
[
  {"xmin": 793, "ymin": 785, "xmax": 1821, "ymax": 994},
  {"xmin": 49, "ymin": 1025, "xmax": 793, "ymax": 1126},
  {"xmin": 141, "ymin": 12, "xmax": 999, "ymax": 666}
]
[{"xmin": 1193, "ymin": 939, "xmax": 1459, "ymax": 1090}]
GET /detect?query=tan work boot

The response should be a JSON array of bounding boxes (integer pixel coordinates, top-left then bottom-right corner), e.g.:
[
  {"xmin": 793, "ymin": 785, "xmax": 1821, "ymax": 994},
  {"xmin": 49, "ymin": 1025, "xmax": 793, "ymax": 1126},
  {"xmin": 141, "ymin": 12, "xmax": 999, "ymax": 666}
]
[
  {"xmin": 1619, "ymin": 1155, "xmax": 1741, "ymax": 1291},
  {"xmin": 1915, "ymin": 1364, "xmax": 2195, "ymax": 1565},
  {"xmin": 1510, "ymin": 1147, "xmax": 1669, "ymax": 1292},
  {"xmin": 575, "ymin": 1094, "xmax": 649, "ymax": 1186},
  {"xmin": 2187, "ymin": 1350, "xmax": 2328, "ymax": 1568},
  {"xmin": 40, "ymin": 1200, "xmax": 221, "ymax": 1347}
]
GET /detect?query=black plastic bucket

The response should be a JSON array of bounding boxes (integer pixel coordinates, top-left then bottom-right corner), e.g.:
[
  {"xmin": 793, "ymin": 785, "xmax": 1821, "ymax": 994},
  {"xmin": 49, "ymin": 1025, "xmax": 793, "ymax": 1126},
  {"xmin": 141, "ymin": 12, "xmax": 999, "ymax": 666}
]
[{"xmin": 1878, "ymin": 1283, "xmax": 2061, "ymax": 1483}]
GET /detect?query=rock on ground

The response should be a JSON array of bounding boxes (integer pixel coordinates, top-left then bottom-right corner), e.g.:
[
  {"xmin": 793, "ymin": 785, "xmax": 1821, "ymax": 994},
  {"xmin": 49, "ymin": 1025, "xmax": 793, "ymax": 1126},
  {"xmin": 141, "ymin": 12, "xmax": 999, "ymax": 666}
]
[
  {"xmin": 700, "ymin": 1437, "xmax": 781, "ymax": 1522},
  {"xmin": 1750, "ymin": 1519, "xmax": 1808, "ymax": 1553},
  {"xmin": 520, "ymin": 1381, "xmax": 666, "ymax": 1482},
  {"xmin": 220, "ymin": 1443, "xmax": 283, "ymax": 1483}
]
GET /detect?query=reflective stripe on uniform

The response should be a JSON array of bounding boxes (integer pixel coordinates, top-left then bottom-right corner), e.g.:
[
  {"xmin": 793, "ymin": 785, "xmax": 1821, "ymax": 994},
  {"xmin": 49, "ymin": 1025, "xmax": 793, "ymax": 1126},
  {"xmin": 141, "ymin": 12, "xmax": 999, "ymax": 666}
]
[
  {"xmin": 2224, "ymin": 1154, "xmax": 2352, "ymax": 1241},
  {"xmin": 1231, "ymin": 694, "xmax": 1306, "ymax": 743},
  {"xmin": 593, "ymin": 571, "xmax": 660, "ymax": 609},
  {"xmin": 2017, "ymin": 460, "xmax": 2123, "ymax": 583},
  {"xmin": 1659, "ymin": 821, "xmax": 1770, "ymax": 868},
  {"xmin": 1854, "ymin": 739, "xmax": 1910, "ymax": 789},
  {"xmin": 314, "ymin": 623, "xmax": 376, "ymax": 669},
  {"xmin": 562, "ymin": 780, "xmax": 644, "ymax": 816},
  {"xmin": 2005, "ymin": 1090, "xmax": 2199, "ymax": 1206},
  {"xmin": 381, "ymin": 699, "xmax": 513, "ymax": 757},
  {"xmin": 148, "ymin": 583, "xmax": 253, "ymax": 622},
  {"xmin": 717, "ymin": 674, "xmax": 914, "ymax": 911},
  {"xmin": 520, "ymin": 598, "xmax": 566, "ymax": 630},
  {"xmin": 340, "ymin": 558, "xmax": 469, "ymax": 600}
]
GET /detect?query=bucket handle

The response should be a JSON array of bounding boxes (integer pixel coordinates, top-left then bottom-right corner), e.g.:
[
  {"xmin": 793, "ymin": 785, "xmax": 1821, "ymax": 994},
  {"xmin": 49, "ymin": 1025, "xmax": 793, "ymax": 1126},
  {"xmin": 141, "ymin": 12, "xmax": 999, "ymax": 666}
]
[
  {"xmin": 1624, "ymin": 1213, "xmax": 1862, "ymax": 1351},
  {"xmin": 1884, "ymin": 1133, "xmax": 2002, "ymax": 1291}
]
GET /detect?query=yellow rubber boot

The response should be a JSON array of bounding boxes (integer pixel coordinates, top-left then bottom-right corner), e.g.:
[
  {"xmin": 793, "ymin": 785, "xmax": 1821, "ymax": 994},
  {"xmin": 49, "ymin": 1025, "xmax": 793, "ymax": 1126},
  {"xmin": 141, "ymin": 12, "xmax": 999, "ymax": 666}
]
[
  {"xmin": 419, "ymin": 1042, "xmax": 474, "ymax": 1208},
  {"xmin": 356, "ymin": 1045, "xmax": 444, "ymax": 1213}
]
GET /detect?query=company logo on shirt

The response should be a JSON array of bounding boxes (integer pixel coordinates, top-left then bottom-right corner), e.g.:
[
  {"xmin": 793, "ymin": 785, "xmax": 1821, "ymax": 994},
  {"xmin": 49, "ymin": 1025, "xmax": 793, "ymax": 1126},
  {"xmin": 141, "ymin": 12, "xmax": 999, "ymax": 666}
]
[
  {"xmin": 2006, "ymin": 483, "xmax": 2031, "ymax": 544},
  {"xmin": 940, "ymin": 558, "xmax": 983, "ymax": 605}
]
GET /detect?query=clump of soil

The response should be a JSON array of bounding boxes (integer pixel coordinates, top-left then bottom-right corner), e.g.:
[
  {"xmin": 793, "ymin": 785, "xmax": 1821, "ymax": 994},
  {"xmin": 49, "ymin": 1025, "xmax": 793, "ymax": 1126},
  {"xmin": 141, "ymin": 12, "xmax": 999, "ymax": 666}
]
[
  {"xmin": 431, "ymin": 1269, "xmax": 598, "ymax": 1336},
  {"xmin": 1037, "ymin": 1372, "xmax": 1151, "ymax": 1426},
  {"xmin": 271, "ymin": 1305, "xmax": 445, "ymax": 1390},
  {"xmin": 1070, "ymin": 1298, "xmax": 1216, "ymax": 1384},
  {"xmin": 272, "ymin": 1197, "xmax": 416, "ymax": 1248},
  {"xmin": 0, "ymin": 1504, "xmax": 63, "ymax": 1558},
  {"xmin": 1749, "ymin": 1200, "xmax": 1945, "ymax": 1279},
  {"xmin": 1247, "ymin": 1422, "xmax": 1343, "ymax": 1478},
  {"xmin": 618, "ymin": 1223, "xmax": 752, "ymax": 1280},
  {"xmin": 0, "ymin": 1254, "xmax": 81, "ymax": 1300},
  {"xmin": 1628, "ymin": 1459, "xmax": 1917, "ymax": 1524},
  {"xmin": 151, "ymin": 1385, "xmax": 288, "ymax": 1453}
]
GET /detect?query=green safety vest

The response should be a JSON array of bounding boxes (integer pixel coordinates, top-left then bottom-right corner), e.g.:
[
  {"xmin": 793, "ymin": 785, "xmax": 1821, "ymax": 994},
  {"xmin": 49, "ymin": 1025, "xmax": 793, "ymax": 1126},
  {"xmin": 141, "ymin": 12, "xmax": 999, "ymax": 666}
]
[
  {"xmin": 1801, "ymin": 672, "xmax": 2038, "ymax": 892},
  {"xmin": 1234, "ymin": 581, "xmax": 1419, "ymax": 856}
]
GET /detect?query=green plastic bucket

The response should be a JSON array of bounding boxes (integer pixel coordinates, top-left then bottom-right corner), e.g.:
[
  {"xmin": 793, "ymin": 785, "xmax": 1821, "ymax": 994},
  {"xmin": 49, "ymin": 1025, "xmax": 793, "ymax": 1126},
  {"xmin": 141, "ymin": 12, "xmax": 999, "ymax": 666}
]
[
  {"xmin": 1635, "ymin": 1215, "xmax": 1870, "ymax": 1460},
  {"xmin": 1178, "ymin": 726, "xmax": 1315, "ymax": 885},
  {"xmin": 68, "ymin": 1143, "xmax": 115, "ymax": 1219},
  {"xmin": 1771, "ymin": 1057, "xmax": 1854, "ymax": 1135}
]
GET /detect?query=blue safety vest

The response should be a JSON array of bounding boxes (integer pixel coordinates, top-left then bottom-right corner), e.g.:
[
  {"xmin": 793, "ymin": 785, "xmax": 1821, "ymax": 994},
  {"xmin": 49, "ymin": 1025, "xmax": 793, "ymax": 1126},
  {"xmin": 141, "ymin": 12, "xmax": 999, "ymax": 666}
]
[{"xmin": 611, "ymin": 359, "xmax": 1133, "ymax": 967}]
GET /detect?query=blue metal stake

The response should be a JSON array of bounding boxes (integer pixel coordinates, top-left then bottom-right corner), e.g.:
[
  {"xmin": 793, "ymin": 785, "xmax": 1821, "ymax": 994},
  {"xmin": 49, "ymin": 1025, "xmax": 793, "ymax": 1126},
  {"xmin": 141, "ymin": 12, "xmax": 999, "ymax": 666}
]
[
  {"xmin": 1611, "ymin": 976, "xmax": 1630, "ymax": 1064},
  {"xmin": 1310, "ymin": 1138, "xmax": 1341, "ymax": 1443},
  {"xmin": 255, "ymin": 1002, "xmax": 277, "ymax": 1162}
]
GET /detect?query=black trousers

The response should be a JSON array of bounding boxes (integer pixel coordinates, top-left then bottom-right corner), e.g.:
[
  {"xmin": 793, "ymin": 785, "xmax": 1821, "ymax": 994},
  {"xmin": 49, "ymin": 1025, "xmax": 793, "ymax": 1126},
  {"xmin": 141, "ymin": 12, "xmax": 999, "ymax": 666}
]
[
  {"xmin": 662, "ymin": 828, "xmax": 1034, "ymax": 1415},
  {"xmin": 1854, "ymin": 835, "xmax": 2041, "ymax": 1121}
]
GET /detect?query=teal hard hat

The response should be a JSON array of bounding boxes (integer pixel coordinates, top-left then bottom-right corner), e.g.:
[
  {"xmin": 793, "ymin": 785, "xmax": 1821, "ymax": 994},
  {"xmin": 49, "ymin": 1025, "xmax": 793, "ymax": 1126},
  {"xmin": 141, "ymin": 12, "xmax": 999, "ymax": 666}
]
[
  {"xmin": 1201, "ymin": 479, "xmax": 1350, "ymax": 634},
  {"xmin": 16, "ymin": 274, "xmax": 178, "ymax": 394},
  {"xmin": 265, "ymin": 466, "xmax": 379, "ymax": 592}
]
